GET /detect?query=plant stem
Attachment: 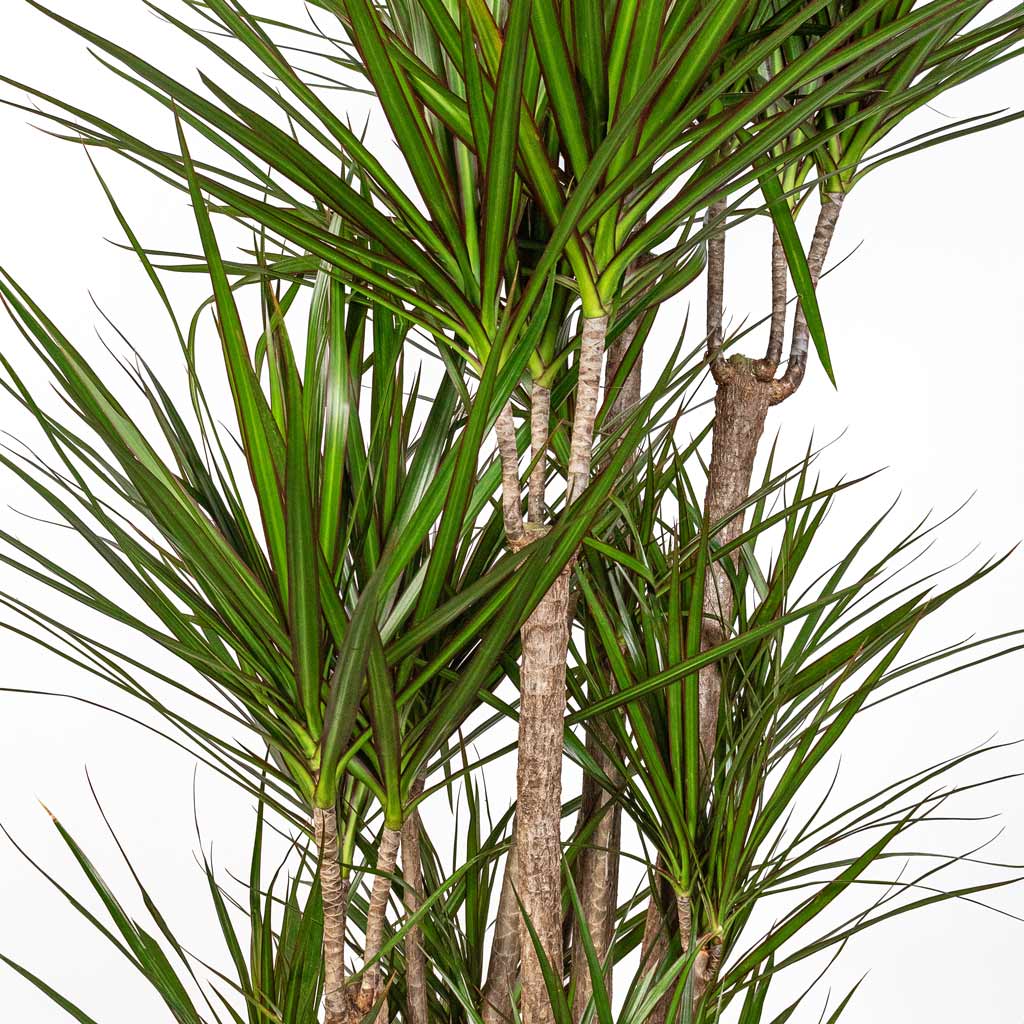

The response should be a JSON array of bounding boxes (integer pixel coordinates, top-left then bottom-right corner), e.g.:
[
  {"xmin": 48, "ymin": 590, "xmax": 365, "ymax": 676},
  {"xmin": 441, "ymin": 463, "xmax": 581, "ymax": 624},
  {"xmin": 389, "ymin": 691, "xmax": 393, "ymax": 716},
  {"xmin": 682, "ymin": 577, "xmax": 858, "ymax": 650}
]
[
  {"xmin": 706, "ymin": 199, "xmax": 728, "ymax": 369},
  {"xmin": 570, "ymin": 301, "xmax": 644, "ymax": 1020},
  {"xmin": 773, "ymin": 194, "xmax": 845, "ymax": 399},
  {"xmin": 359, "ymin": 826, "xmax": 402, "ymax": 1019},
  {"xmin": 529, "ymin": 383, "xmax": 550, "ymax": 524},
  {"xmin": 314, "ymin": 805, "xmax": 350, "ymax": 1024},
  {"xmin": 698, "ymin": 359, "xmax": 771, "ymax": 767},
  {"xmin": 402, "ymin": 780, "xmax": 428, "ymax": 1024},
  {"xmin": 693, "ymin": 936, "xmax": 723, "ymax": 1004},
  {"xmin": 482, "ymin": 388, "xmax": 531, "ymax": 1024},
  {"xmin": 482, "ymin": 833, "xmax": 520, "ymax": 1024},
  {"xmin": 566, "ymin": 316, "xmax": 610, "ymax": 503},
  {"xmin": 684, "ymin": 193, "xmax": 843, "ymax": 1010},
  {"xmin": 758, "ymin": 225, "xmax": 788, "ymax": 378},
  {"xmin": 496, "ymin": 401, "xmax": 525, "ymax": 542},
  {"xmin": 514, "ymin": 314, "xmax": 609, "ymax": 1024},
  {"xmin": 569, "ymin": 793, "xmax": 621, "ymax": 1023},
  {"xmin": 639, "ymin": 860, "xmax": 672, "ymax": 1024},
  {"xmin": 516, "ymin": 564, "xmax": 572, "ymax": 1024}
]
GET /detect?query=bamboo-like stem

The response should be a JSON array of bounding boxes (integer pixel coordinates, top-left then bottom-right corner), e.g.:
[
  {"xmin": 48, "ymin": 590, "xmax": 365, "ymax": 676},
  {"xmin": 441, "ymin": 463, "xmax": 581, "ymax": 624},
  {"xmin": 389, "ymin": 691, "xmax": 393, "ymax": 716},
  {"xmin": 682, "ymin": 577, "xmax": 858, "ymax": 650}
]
[
  {"xmin": 529, "ymin": 383, "xmax": 550, "ymax": 524},
  {"xmin": 402, "ymin": 780, "xmax": 427, "ymax": 1024},
  {"xmin": 698, "ymin": 363, "xmax": 771, "ymax": 766},
  {"xmin": 482, "ymin": 391, "xmax": 533, "ymax": 1023},
  {"xmin": 516, "ymin": 565, "xmax": 572, "ymax": 1024},
  {"xmin": 482, "ymin": 833, "xmax": 520, "ymax": 1024},
  {"xmin": 683, "ymin": 193, "xmax": 843, "ymax": 1013},
  {"xmin": 496, "ymin": 401, "xmax": 525, "ymax": 542},
  {"xmin": 693, "ymin": 936, "xmax": 723, "ymax": 1004},
  {"xmin": 569, "ymin": 795, "xmax": 621, "ymax": 1023},
  {"xmin": 639, "ymin": 861, "xmax": 672, "ymax": 1024},
  {"xmin": 315, "ymin": 806, "xmax": 350, "ymax": 1024},
  {"xmin": 359, "ymin": 826, "xmax": 402, "ymax": 1018},
  {"xmin": 706, "ymin": 199, "xmax": 729, "ymax": 381},
  {"xmin": 757, "ymin": 225, "xmax": 788, "ymax": 379},
  {"xmin": 516, "ymin": 314, "xmax": 609, "ymax": 1024},
  {"xmin": 772, "ymin": 193, "xmax": 844, "ymax": 401},
  {"xmin": 570, "ymin": 303, "xmax": 644, "ymax": 1021},
  {"xmin": 566, "ymin": 316, "xmax": 610, "ymax": 503},
  {"xmin": 675, "ymin": 890, "xmax": 693, "ymax": 954}
]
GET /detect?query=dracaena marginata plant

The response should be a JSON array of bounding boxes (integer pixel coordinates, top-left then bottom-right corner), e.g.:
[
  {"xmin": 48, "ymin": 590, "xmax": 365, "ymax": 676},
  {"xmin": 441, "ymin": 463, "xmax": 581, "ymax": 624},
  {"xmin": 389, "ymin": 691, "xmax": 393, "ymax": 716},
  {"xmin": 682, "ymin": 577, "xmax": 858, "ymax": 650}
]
[
  {"xmin": 2, "ymin": 1, "xmax": 1024, "ymax": 1023},
  {"xmin": 3, "ymin": 414, "xmax": 1021, "ymax": 1024}
]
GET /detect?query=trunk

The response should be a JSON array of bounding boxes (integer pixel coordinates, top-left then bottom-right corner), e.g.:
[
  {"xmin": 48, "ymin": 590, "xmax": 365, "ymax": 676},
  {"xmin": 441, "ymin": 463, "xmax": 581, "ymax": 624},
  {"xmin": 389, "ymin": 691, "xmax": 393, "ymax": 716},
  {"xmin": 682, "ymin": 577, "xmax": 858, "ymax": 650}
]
[
  {"xmin": 680, "ymin": 198, "xmax": 843, "ymax": 1011},
  {"xmin": 529, "ymin": 383, "xmax": 550, "ymax": 524},
  {"xmin": 758, "ymin": 225, "xmax": 787, "ymax": 378},
  {"xmin": 600, "ymin": 319, "xmax": 644, "ymax": 442},
  {"xmin": 315, "ymin": 805, "xmax": 351, "ymax": 1024},
  {"xmin": 698, "ymin": 359, "xmax": 771, "ymax": 769},
  {"xmin": 358, "ymin": 825, "xmax": 402, "ymax": 1019},
  {"xmin": 482, "ymin": 384, "xmax": 545, "ymax": 1019},
  {"xmin": 402, "ymin": 780, "xmax": 428, "ymax": 1024},
  {"xmin": 566, "ymin": 316, "xmax": 609, "ymax": 502},
  {"xmin": 569, "ymin": 790, "xmax": 621, "ymax": 1022},
  {"xmin": 639, "ymin": 862, "xmax": 672, "ymax": 1024},
  {"xmin": 699, "ymin": 194, "xmax": 844, "ymax": 760},
  {"xmin": 639, "ymin": 196, "xmax": 842, "ymax": 1022},
  {"xmin": 685, "ymin": 372, "xmax": 774, "ymax": 1024},
  {"xmin": 516, "ymin": 566, "xmax": 573, "ymax": 1024},
  {"xmin": 569, "ymin": 311, "xmax": 643, "ymax": 1021},
  {"xmin": 773, "ymin": 193, "xmax": 845, "ymax": 399},
  {"xmin": 496, "ymin": 401, "xmax": 526, "ymax": 544},
  {"xmin": 705, "ymin": 199, "xmax": 727, "ymax": 364},
  {"xmin": 481, "ymin": 388, "xmax": 533, "ymax": 1023},
  {"xmin": 641, "ymin": 882, "xmax": 702, "ymax": 1024},
  {"xmin": 482, "ymin": 834, "xmax": 520, "ymax": 1024},
  {"xmin": 517, "ymin": 314, "xmax": 609, "ymax": 1024}
]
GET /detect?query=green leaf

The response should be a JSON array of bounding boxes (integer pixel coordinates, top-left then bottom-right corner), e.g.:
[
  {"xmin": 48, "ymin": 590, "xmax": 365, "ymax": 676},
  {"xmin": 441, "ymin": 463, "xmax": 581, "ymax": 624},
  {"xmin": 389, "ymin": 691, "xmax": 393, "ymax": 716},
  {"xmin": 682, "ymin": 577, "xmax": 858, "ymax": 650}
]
[
  {"xmin": 0, "ymin": 955, "xmax": 103, "ymax": 1024},
  {"xmin": 175, "ymin": 115, "xmax": 289, "ymax": 596}
]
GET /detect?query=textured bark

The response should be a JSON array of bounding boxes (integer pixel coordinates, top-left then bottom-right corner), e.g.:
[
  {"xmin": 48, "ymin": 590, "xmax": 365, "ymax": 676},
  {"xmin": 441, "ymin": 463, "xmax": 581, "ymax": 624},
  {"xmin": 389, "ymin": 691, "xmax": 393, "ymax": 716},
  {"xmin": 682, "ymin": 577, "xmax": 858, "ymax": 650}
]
[
  {"xmin": 699, "ymin": 195, "xmax": 843, "ymax": 760},
  {"xmin": 359, "ymin": 826, "xmax": 402, "ymax": 1019},
  {"xmin": 698, "ymin": 359, "xmax": 771, "ymax": 769},
  {"xmin": 641, "ymin": 882, "xmax": 708, "ymax": 1022},
  {"xmin": 482, "ymin": 834, "xmax": 520, "ymax": 1024},
  {"xmin": 517, "ymin": 315, "xmax": 609, "ymax": 1024},
  {"xmin": 635, "ymin": 197, "xmax": 841, "ymax": 1023},
  {"xmin": 773, "ymin": 194, "xmax": 844, "ymax": 400},
  {"xmin": 639, "ymin": 858, "xmax": 670, "ymax": 963},
  {"xmin": 757, "ymin": 225, "xmax": 788, "ymax": 379},
  {"xmin": 706, "ymin": 199, "xmax": 728, "ymax": 375},
  {"xmin": 692, "ymin": 937, "xmax": 723, "ymax": 1005},
  {"xmin": 481, "ymin": 390, "xmax": 532, "ymax": 1023},
  {"xmin": 402, "ymin": 780, "xmax": 428, "ymax": 1024},
  {"xmin": 529, "ymin": 383, "xmax": 550, "ymax": 524},
  {"xmin": 315, "ymin": 806, "xmax": 351, "ymax": 1024},
  {"xmin": 496, "ymin": 401, "xmax": 525, "ymax": 542},
  {"xmin": 566, "ymin": 316, "xmax": 609, "ymax": 502},
  {"xmin": 675, "ymin": 891, "xmax": 692, "ymax": 955},
  {"xmin": 568, "ymin": 309, "xmax": 644, "ymax": 1021},
  {"xmin": 569, "ymin": 790, "xmax": 621, "ymax": 1022},
  {"xmin": 638, "ymin": 862, "xmax": 673, "ymax": 1024},
  {"xmin": 516, "ymin": 565, "xmax": 572, "ymax": 1024},
  {"xmin": 600, "ymin": 312, "xmax": 644, "ymax": 450}
]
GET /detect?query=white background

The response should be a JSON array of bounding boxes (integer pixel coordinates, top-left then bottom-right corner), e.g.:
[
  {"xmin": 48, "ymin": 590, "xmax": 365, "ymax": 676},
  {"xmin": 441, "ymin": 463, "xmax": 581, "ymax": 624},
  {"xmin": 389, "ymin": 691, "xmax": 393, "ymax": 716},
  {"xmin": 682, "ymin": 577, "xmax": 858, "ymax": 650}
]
[{"xmin": 1, "ymin": 2, "xmax": 1023, "ymax": 1022}]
